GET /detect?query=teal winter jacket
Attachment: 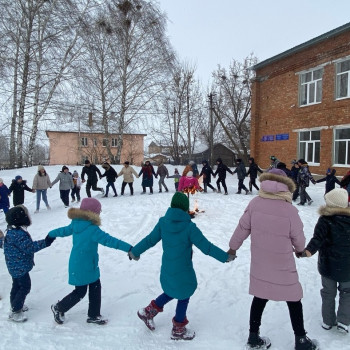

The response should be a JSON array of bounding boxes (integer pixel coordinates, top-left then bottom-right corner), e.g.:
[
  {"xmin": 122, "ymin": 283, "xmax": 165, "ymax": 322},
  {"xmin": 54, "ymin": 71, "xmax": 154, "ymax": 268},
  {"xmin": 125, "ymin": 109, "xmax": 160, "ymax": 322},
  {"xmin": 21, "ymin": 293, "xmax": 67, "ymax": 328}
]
[
  {"xmin": 49, "ymin": 208, "xmax": 131, "ymax": 286},
  {"xmin": 131, "ymin": 207, "xmax": 228, "ymax": 300}
]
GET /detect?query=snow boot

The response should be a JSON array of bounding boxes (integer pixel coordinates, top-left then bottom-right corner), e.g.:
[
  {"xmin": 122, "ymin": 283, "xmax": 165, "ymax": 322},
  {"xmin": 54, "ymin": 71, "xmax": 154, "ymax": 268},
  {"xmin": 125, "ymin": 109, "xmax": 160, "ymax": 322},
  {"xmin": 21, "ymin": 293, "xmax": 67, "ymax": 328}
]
[
  {"xmin": 9, "ymin": 310, "xmax": 27, "ymax": 323},
  {"xmin": 337, "ymin": 322, "xmax": 349, "ymax": 333},
  {"xmin": 171, "ymin": 317, "xmax": 195, "ymax": 340},
  {"xmin": 295, "ymin": 335, "xmax": 319, "ymax": 350},
  {"xmin": 236, "ymin": 191, "xmax": 241, "ymax": 194},
  {"xmin": 246, "ymin": 332, "xmax": 271, "ymax": 349},
  {"xmin": 51, "ymin": 303, "xmax": 65, "ymax": 324},
  {"xmin": 165, "ymin": 187, "xmax": 169, "ymax": 192},
  {"xmin": 159, "ymin": 188, "xmax": 162, "ymax": 193},
  {"xmin": 137, "ymin": 300, "xmax": 163, "ymax": 331},
  {"xmin": 87, "ymin": 315, "xmax": 108, "ymax": 325}
]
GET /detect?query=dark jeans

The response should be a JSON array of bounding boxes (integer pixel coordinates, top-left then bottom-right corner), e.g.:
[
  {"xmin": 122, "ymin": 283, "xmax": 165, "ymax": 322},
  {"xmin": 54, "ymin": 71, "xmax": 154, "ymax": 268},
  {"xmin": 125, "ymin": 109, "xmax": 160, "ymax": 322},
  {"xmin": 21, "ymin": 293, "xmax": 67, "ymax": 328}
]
[
  {"xmin": 216, "ymin": 178, "xmax": 227, "ymax": 193},
  {"xmin": 142, "ymin": 186, "xmax": 153, "ymax": 193},
  {"xmin": 249, "ymin": 296, "xmax": 306, "ymax": 336},
  {"xmin": 175, "ymin": 182, "xmax": 179, "ymax": 191},
  {"xmin": 106, "ymin": 182, "xmax": 117, "ymax": 196},
  {"xmin": 154, "ymin": 293, "xmax": 190, "ymax": 323},
  {"xmin": 60, "ymin": 189, "xmax": 70, "ymax": 206},
  {"xmin": 299, "ymin": 184, "xmax": 311, "ymax": 204},
  {"xmin": 249, "ymin": 178, "xmax": 259, "ymax": 192},
  {"xmin": 86, "ymin": 181, "xmax": 102, "ymax": 198},
  {"xmin": 121, "ymin": 182, "xmax": 133, "ymax": 195},
  {"xmin": 204, "ymin": 182, "xmax": 215, "ymax": 192},
  {"xmin": 11, "ymin": 272, "xmax": 31, "ymax": 312},
  {"xmin": 71, "ymin": 186, "xmax": 81, "ymax": 201},
  {"xmin": 292, "ymin": 183, "xmax": 299, "ymax": 201},
  {"xmin": 57, "ymin": 279, "xmax": 101, "ymax": 318},
  {"xmin": 238, "ymin": 179, "xmax": 248, "ymax": 192}
]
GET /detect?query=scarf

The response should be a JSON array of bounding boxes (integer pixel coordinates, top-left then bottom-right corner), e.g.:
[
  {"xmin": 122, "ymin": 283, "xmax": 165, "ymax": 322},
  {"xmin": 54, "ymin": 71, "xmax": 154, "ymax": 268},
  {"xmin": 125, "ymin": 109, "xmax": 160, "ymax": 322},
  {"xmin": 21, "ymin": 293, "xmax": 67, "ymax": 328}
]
[{"xmin": 258, "ymin": 189, "xmax": 292, "ymax": 203}]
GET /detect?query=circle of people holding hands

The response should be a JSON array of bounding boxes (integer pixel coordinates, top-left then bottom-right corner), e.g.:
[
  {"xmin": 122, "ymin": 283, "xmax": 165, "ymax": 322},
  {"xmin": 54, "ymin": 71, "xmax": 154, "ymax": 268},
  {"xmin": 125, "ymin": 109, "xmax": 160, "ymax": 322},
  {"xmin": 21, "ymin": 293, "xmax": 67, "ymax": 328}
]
[{"xmin": 1, "ymin": 155, "xmax": 350, "ymax": 350}]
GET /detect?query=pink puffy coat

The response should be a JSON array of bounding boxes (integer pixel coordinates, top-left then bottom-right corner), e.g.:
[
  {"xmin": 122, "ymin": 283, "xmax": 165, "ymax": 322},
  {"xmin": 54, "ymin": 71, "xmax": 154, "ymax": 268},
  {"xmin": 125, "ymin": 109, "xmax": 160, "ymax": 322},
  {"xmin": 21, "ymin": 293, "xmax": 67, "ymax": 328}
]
[
  {"xmin": 229, "ymin": 172, "xmax": 305, "ymax": 301},
  {"xmin": 178, "ymin": 175, "xmax": 200, "ymax": 192}
]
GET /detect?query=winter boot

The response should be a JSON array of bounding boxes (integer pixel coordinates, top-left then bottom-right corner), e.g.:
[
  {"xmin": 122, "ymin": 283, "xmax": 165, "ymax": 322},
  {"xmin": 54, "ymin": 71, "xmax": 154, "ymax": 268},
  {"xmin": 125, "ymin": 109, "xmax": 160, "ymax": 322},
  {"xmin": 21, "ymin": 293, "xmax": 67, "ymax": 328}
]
[
  {"xmin": 337, "ymin": 322, "xmax": 349, "ymax": 333},
  {"xmin": 171, "ymin": 317, "xmax": 195, "ymax": 340},
  {"xmin": 9, "ymin": 310, "xmax": 27, "ymax": 323},
  {"xmin": 87, "ymin": 315, "xmax": 108, "ymax": 325},
  {"xmin": 51, "ymin": 303, "xmax": 65, "ymax": 324},
  {"xmin": 236, "ymin": 191, "xmax": 241, "ymax": 194},
  {"xmin": 165, "ymin": 186, "xmax": 169, "ymax": 192},
  {"xmin": 137, "ymin": 300, "xmax": 163, "ymax": 331},
  {"xmin": 295, "ymin": 335, "xmax": 319, "ymax": 350},
  {"xmin": 246, "ymin": 332, "xmax": 271, "ymax": 349},
  {"xmin": 159, "ymin": 188, "xmax": 162, "ymax": 193}
]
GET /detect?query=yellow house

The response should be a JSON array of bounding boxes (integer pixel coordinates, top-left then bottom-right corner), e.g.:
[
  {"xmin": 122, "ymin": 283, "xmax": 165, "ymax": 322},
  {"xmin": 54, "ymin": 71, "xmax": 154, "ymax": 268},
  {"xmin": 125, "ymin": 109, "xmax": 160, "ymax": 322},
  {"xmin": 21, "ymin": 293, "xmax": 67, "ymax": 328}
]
[{"xmin": 46, "ymin": 130, "xmax": 146, "ymax": 165}]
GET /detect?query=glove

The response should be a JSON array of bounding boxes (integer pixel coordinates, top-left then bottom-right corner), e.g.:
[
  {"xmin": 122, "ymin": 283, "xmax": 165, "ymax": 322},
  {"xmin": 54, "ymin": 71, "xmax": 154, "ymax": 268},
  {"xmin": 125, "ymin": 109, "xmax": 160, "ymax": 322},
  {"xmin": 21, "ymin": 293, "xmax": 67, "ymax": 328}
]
[
  {"xmin": 311, "ymin": 180, "xmax": 316, "ymax": 185},
  {"xmin": 295, "ymin": 250, "xmax": 308, "ymax": 258},
  {"xmin": 226, "ymin": 253, "xmax": 237, "ymax": 262},
  {"xmin": 128, "ymin": 249, "xmax": 140, "ymax": 261},
  {"xmin": 45, "ymin": 234, "xmax": 56, "ymax": 247}
]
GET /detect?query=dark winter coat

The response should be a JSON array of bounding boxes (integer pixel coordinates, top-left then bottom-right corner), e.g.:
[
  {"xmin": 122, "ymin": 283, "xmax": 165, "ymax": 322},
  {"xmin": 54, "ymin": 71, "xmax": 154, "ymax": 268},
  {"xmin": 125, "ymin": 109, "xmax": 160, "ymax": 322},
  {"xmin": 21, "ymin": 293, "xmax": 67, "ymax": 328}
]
[
  {"xmin": 316, "ymin": 171, "xmax": 341, "ymax": 194},
  {"xmin": 214, "ymin": 162, "xmax": 233, "ymax": 179},
  {"xmin": 247, "ymin": 161, "xmax": 263, "ymax": 179},
  {"xmin": 200, "ymin": 161, "xmax": 215, "ymax": 183},
  {"xmin": 306, "ymin": 206, "xmax": 350, "ymax": 282},
  {"xmin": 101, "ymin": 165, "xmax": 118, "ymax": 183},
  {"xmin": 139, "ymin": 164, "xmax": 156, "ymax": 187},
  {"xmin": 190, "ymin": 163, "xmax": 199, "ymax": 177},
  {"xmin": 81, "ymin": 164, "xmax": 102, "ymax": 184},
  {"xmin": 290, "ymin": 166, "xmax": 299, "ymax": 183},
  {"xmin": 8, "ymin": 180, "xmax": 33, "ymax": 206},
  {"xmin": 233, "ymin": 162, "xmax": 247, "ymax": 180},
  {"xmin": 0, "ymin": 184, "xmax": 10, "ymax": 210},
  {"xmin": 297, "ymin": 164, "xmax": 315, "ymax": 187},
  {"xmin": 4, "ymin": 227, "xmax": 46, "ymax": 278}
]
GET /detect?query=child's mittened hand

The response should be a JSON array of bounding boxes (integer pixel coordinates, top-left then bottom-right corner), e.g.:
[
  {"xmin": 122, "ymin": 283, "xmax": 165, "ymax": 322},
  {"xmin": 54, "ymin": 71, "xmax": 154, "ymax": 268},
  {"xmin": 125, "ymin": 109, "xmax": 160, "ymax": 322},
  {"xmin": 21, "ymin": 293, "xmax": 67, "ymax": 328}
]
[
  {"xmin": 128, "ymin": 251, "xmax": 140, "ymax": 261},
  {"xmin": 226, "ymin": 254, "xmax": 237, "ymax": 262},
  {"xmin": 44, "ymin": 234, "xmax": 56, "ymax": 247}
]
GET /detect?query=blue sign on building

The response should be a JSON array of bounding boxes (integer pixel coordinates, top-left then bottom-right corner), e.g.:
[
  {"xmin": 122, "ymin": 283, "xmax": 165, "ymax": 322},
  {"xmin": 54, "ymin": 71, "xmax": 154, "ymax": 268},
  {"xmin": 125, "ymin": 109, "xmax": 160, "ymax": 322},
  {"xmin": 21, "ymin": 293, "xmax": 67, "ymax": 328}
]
[
  {"xmin": 276, "ymin": 133, "xmax": 289, "ymax": 141},
  {"xmin": 261, "ymin": 135, "xmax": 274, "ymax": 142}
]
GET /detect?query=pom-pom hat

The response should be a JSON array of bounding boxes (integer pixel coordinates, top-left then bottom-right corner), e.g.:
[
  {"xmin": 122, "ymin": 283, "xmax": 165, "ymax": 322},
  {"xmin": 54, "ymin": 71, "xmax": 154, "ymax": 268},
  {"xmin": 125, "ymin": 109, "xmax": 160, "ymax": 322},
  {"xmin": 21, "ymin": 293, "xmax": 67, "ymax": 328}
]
[{"xmin": 324, "ymin": 188, "xmax": 348, "ymax": 208}]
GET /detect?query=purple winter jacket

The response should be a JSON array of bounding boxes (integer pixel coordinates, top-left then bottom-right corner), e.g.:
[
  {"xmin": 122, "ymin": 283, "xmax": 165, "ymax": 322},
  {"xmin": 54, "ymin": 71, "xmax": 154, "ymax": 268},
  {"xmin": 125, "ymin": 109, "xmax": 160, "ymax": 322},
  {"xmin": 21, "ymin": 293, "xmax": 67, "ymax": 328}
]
[{"xmin": 229, "ymin": 173, "xmax": 305, "ymax": 302}]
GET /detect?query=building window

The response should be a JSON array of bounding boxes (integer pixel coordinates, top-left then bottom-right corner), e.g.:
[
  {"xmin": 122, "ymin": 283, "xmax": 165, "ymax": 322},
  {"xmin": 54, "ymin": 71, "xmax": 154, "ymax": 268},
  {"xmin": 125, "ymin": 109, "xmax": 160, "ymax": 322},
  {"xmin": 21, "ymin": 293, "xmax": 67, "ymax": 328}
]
[
  {"xmin": 93, "ymin": 138, "xmax": 97, "ymax": 147},
  {"xmin": 299, "ymin": 68, "xmax": 323, "ymax": 106},
  {"xmin": 102, "ymin": 138, "xmax": 107, "ymax": 147},
  {"xmin": 334, "ymin": 128, "xmax": 350, "ymax": 165},
  {"xmin": 336, "ymin": 59, "xmax": 350, "ymax": 100},
  {"xmin": 111, "ymin": 138, "xmax": 118, "ymax": 147},
  {"xmin": 299, "ymin": 130, "xmax": 320, "ymax": 164},
  {"xmin": 81, "ymin": 137, "xmax": 88, "ymax": 147}
]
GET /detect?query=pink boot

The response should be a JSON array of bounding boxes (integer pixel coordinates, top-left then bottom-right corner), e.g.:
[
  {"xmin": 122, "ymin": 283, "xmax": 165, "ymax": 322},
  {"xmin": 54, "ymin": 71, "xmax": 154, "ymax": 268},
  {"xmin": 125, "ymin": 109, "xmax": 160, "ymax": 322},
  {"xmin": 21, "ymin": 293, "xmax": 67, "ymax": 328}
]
[
  {"xmin": 171, "ymin": 317, "xmax": 195, "ymax": 340},
  {"xmin": 137, "ymin": 300, "xmax": 163, "ymax": 331}
]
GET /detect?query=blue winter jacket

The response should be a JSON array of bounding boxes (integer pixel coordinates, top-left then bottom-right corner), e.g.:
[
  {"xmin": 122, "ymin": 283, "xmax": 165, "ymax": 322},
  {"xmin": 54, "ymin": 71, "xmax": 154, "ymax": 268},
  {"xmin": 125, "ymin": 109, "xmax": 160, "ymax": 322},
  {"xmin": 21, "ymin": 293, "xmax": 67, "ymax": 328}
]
[
  {"xmin": 0, "ymin": 184, "xmax": 10, "ymax": 210},
  {"xmin": 48, "ymin": 208, "xmax": 131, "ymax": 286},
  {"xmin": 131, "ymin": 208, "xmax": 228, "ymax": 300},
  {"xmin": 4, "ymin": 227, "xmax": 46, "ymax": 278}
]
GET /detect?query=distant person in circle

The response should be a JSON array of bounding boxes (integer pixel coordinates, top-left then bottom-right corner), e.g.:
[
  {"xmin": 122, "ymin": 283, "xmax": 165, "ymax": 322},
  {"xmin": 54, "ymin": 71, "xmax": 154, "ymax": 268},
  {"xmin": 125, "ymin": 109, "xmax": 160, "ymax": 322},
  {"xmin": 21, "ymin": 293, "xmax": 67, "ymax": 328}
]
[{"xmin": 81, "ymin": 160, "xmax": 104, "ymax": 198}]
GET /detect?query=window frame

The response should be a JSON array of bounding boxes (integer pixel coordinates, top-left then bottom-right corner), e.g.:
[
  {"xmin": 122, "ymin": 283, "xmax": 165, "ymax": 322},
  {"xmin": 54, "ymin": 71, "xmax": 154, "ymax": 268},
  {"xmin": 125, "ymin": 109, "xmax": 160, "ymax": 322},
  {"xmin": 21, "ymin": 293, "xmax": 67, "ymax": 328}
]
[
  {"xmin": 298, "ymin": 130, "xmax": 321, "ymax": 165},
  {"xmin": 81, "ymin": 137, "xmax": 88, "ymax": 147},
  {"xmin": 111, "ymin": 138, "xmax": 118, "ymax": 147},
  {"xmin": 299, "ymin": 68, "xmax": 323, "ymax": 107},
  {"xmin": 102, "ymin": 138, "xmax": 107, "ymax": 147},
  {"xmin": 335, "ymin": 58, "xmax": 350, "ymax": 100},
  {"xmin": 333, "ymin": 127, "xmax": 350, "ymax": 167}
]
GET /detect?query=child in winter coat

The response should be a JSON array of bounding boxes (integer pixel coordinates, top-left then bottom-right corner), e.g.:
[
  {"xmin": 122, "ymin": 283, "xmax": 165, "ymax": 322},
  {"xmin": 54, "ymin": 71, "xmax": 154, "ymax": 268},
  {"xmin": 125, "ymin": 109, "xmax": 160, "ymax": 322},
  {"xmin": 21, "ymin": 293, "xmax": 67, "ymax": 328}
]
[
  {"xmin": 299, "ymin": 188, "xmax": 350, "ymax": 334},
  {"xmin": 297, "ymin": 159, "xmax": 316, "ymax": 206},
  {"xmin": 168, "ymin": 168, "xmax": 181, "ymax": 191},
  {"xmin": 247, "ymin": 157, "xmax": 263, "ymax": 193},
  {"xmin": 214, "ymin": 158, "xmax": 233, "ymax": 195},
  {"xmin": 49, "ymin": 198, "xmax": 132, "ymax": 325},
  {"xmin": 4, "ymin": 205, "xmax": 55, "ymax": 322},
  {"xmin": 32, "ymin": 165, "xmax": 52, "ymax": 213},
  {"xmin": 101, "ymin": 162, "xmax": 118, "ymax": 197},
  {"xmin": 71, "ymin": 171, "xmax": 82, "ymax": 203},
  {"xmin": 200, "ymin": 160, "xmax": 216, "ymax": 193},
  {"xmin": 233, "ymin": 158, "xmax": 249, "ymax": 195},
  {"xmin": 8, "ymin": 176, "xmax": 34, "ymax": 206},
  {"xmin": 228, "ymin": 168, "xmax": 318, "ymax": 350},
  {"xmin": 316, "ymin": 168, "xmax": 341, "ymax": 195},
  {"xmin": 0, "ymin": 178, "xmax": 10, "ymax": 214},
  {"xmin": 128, "ymin": 192, "xmax": 235, "ymax": 340},
  {"xmin": 51, "ymin": 166, "xmax": 74, "ymax": 208},
  {"xmin": 178, "ymin": 171, "xmax": 201, "ymax": 193}
]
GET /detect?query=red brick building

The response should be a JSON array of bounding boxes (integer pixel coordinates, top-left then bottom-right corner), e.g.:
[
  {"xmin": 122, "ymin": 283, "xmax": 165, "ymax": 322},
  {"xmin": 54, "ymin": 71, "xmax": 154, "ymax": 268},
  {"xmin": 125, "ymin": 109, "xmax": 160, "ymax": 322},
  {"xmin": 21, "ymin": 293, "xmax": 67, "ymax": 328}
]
[{"xmin": 250, "ymin": 22, "xmax": 350, "ymax": 176}]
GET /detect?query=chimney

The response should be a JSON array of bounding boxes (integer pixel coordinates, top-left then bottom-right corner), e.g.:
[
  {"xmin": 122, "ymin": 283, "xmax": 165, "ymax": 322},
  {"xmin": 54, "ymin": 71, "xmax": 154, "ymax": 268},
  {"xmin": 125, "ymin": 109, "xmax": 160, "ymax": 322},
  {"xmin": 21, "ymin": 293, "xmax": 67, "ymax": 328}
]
[{"xmin": 88, "ymin": 112, "xmax": 93, "ymax": 127}]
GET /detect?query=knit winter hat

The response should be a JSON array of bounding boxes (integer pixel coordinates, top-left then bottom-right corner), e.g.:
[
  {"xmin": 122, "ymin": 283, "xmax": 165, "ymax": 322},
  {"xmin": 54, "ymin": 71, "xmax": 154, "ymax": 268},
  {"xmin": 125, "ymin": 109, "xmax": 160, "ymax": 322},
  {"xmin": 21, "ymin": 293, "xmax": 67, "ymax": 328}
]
[
  {"xmin": 80, "ymin": 198, "xmax": 102, "ymax": 214},
  {"xmin": 73, "ymin": 171, "xmax": 79, "ymax": 177},
  {"xmin": 38, "ymin": 165, "xmax": 45, "ymax": 171},
  {"xmin": 15, "ymin": 175, "xmax": 22, "ymax": 181},
  {"xmin": 6, "ymin": 205, "xmax": 31, "ymax": 227},
  {"xmin": 84, "ymin": 159, "xmax": 90, "ymax": 165},
  {"xmin": 124, "ymin": 161, "xmax": 130, "ymax": 165},
  {"xmin": 268, "ymin": 168, "xmax": 287, "ymax": 177},
  {"xmin": 187, "ymin": 171, "xmax": 193, "ymax": 177},
  {"xmin": 171, "ymin": 192, "xmax": 189, "ymax": 212},
  {"xmin": 324, "ymin": 188, "xmax": 349, "ymax": 208},
  {"xmin": 62, "ymin": 166, "xmax": 69, "ymax": 171}
]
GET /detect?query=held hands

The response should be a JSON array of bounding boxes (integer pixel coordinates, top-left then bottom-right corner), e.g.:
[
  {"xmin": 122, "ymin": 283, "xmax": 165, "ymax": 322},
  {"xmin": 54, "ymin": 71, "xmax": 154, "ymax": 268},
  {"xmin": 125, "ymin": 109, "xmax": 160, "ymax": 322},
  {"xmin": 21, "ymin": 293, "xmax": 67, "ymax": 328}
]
[
  {"xmin": 128, "ymin": 248, "xmax": 140, "ymax": 261},
  {"xmin": 295, "ymin": 249, "xmax": 311, "ymax": 258},
  {"xmin": 226, "ymin": 248, "xmax": 237, "ymax": 262},
  {"xmin": 82, "ymin": 179, "xmax": 86, "ymax": 183},
  {"xmin": 44, "ymin": 234, "xmax": 56, "ymax": 247}
]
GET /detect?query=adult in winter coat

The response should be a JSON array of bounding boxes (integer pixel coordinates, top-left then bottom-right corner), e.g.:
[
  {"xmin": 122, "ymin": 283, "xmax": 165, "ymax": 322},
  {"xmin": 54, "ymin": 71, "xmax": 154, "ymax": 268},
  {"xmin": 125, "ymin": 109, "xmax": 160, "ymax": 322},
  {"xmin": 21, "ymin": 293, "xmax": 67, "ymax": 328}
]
[
  {"xmin": 189, "ymin": 161, "xmax": 199, "ymax": 178},
  {"xmin": 81, "ymin": 160, "xmax": 104, "ymax": 198},
  {"xmin": 118, "ymin": 161, "xmax": 139, "ymax": 195},
  {"xmin": 290, "ymin": 160, "xmax": 300, "ymax": 201},
  {"xmin": 139, "ymin": 160, "xmax": 157, "ymax": 194},
  {"xmin": 71, "ymin": 171, "xmax": 82, "ymax": 203},
  {"xmin": 246, "ymin": 157, "xmax": 263, "ymax": 192},
  {"xmin": 214, "ymin": 158, "xmax": 233, "ymax": 195},
  {"xmin": 8, "ymin": 176, "xmax": 34, "ymax": 206},
  {"xmin": 228, "ymin": 168, "xmax": 318, "ymax": 350},
  {"xmin": 51, "ymin": 166, "xmax": 74, "ymax": 207},
  {"xmin": 49, "ymin": 198, "xmax": 132, "ymax": 325},
  {"xmin": 300, "ymin": 188, "xmax": 350, "ymax": 333},
  {"xmin": 297, "ymin": 159, "xmax": 316, "ymax": 206},
  {"xmin": 233, "ymin": 159, "xmax": 249, "ymax": 195},
  {"xmin": 269, "ymin": 155, "xmax": 280, "ymax": 169},
  {"xmin": 101, "ymin": 162, "xmax": 118, "ymax": 197},
  {"xmin": 156, "ymin": 162, "xmax": 169, "ymax": 193},
  {"xmin": 0, "ymin": 178, "xmax": 10, "ymax": 214},
  {"xmin": 316, "ymin": 168, "xmax": 341, "ymax": 195},
  {"xmin": 128, "ymin": 192, "xmax": 234, "ymax": 340},
  {"xmin": 32, "ymin": 165, "xmax": 52, "ymax": 212},
  {"xmin": 4, "ymin": 205, "xmax": 54, "ymax": 322},
  {"xmin": 199, "ymin": 160, "xmax": 216, "ymax": 192}
]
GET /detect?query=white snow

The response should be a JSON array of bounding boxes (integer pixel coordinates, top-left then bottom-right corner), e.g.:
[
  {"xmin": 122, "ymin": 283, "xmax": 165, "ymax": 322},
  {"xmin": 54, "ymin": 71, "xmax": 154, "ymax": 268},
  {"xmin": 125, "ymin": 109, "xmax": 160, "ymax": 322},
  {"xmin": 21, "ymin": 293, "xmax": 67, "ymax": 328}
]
[{"xmin": 0, "ymin": 165, "xmax": 348, "ymax": 350}]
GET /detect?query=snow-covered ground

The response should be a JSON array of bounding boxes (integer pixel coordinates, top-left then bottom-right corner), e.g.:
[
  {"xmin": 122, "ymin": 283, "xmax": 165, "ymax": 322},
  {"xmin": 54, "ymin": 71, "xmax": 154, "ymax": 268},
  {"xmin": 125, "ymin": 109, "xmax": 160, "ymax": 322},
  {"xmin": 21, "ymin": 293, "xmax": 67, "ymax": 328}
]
[{"xmin": 0, "ymin": 165, "xmax": 348, "ymax": 350}]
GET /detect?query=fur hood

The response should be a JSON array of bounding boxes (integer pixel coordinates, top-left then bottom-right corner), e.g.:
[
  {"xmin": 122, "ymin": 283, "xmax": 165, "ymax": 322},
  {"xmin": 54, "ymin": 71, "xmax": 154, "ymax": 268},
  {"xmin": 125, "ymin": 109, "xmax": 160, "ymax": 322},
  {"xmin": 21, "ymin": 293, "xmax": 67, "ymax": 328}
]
[
  {"xmin": 318, "ymin": 205, "xmax": 350, "ymax": 217},
  {"xmin": 259, "ymin": 172, "xmax": 296, "ymax": 193},
  {"xmin": 67, "ymin": 208, "xmax": 101, "ymax": 226}
]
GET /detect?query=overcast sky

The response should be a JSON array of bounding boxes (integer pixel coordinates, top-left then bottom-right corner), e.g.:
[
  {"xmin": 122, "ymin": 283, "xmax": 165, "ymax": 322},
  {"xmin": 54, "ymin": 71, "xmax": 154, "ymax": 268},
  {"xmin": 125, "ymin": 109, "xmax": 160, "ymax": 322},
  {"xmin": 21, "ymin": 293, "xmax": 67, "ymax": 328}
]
[{"xmin": 159, "ymin": 0, "xmax": 350, "ymax": 84}]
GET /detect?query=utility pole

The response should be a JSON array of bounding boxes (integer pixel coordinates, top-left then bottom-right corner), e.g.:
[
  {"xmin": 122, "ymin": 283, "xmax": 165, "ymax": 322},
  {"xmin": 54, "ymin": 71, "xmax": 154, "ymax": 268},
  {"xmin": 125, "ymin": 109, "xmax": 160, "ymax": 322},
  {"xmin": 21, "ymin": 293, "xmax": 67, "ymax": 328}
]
[{"xmin": 208, "ymin": 93, "xmax": 214, "ymax": 166}]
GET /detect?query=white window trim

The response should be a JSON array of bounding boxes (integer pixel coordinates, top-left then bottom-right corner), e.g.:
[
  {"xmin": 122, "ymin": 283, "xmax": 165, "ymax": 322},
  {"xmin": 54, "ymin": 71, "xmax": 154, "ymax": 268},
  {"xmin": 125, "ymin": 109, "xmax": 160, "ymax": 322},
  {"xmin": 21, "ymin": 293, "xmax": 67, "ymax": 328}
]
[
  {"xmin": 298, "ymin": 130, "xmax": 321, "ymax": 165},
  {"xmin": 298, "ymin": 68, "xmax": 323, "ymax": 107},
  {"xmin": 335, "ymin": 59, "xmax": 350, "ymax": 101},
  {"xmin": 81, "ymin": 137, "xmax": 88, "ymax": 147},
  {"xmin": 333, "ymin": 126, "xmax": 350, "ymax": 167}
]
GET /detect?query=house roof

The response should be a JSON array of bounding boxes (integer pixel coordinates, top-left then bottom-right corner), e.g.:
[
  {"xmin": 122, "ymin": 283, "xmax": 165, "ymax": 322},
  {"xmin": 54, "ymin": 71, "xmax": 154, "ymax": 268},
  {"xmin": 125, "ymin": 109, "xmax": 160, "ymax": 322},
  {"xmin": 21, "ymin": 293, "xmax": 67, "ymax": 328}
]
[{"xmin": 252, "ymin": 22, "xmax": 350, "ymax": 71}]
